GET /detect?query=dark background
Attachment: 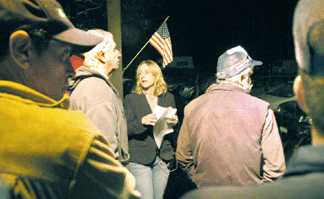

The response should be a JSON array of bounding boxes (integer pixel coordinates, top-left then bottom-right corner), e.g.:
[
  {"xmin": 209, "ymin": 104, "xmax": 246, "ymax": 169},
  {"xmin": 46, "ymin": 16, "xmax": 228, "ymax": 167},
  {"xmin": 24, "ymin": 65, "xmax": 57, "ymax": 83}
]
[{"xmin": 58, "ymin": 0, "xmax": 300, "ymax": 78}]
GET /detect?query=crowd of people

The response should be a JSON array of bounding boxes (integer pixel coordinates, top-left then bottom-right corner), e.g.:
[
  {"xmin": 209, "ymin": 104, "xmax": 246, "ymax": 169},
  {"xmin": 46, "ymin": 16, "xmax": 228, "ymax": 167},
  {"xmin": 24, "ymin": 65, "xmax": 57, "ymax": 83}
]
[{"xmin": 0, "ymin": 0, "xmax": 323, "ymax": 198}]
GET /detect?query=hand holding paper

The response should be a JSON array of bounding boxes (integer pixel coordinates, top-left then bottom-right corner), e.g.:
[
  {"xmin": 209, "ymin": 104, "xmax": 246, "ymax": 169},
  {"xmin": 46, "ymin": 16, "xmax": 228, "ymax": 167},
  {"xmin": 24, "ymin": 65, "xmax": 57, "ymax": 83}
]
[
  {"xmin": 141, "ymin": 113, "xmax": 158, "ymax": 126},
  {"xmin": 153, "ymin": 105, "xmax": 177, "ymax": 149}
]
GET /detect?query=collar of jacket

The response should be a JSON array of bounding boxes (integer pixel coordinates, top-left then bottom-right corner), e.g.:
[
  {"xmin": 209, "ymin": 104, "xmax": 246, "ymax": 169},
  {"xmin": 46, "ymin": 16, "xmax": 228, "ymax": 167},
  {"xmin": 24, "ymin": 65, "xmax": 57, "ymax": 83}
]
[
  {"xmin": 0, "ymin": 80, "xmax": 70, "ymax": 109},
  {"xmin": 207, "ymin": 83, "xmax": 247, "ymax": 94},
  {"xmin": 73, "ymin": 66, "xmax": 118, "ymax": 94}
]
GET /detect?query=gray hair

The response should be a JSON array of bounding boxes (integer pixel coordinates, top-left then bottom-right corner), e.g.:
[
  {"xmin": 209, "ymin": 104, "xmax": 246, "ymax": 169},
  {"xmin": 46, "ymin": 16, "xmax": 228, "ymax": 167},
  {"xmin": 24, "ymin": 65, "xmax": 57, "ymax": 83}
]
[
  {"xmin": 216, "ymin": 67, "xmax": 253, "ymax": 86},
  {"xmin": 83, "ymin": 29, "xmax": 115, "ymax": 68}
]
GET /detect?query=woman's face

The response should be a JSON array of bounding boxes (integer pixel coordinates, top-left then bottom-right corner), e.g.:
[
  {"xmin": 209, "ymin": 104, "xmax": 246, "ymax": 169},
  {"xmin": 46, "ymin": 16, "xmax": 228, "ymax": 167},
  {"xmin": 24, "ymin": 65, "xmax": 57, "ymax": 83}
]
[{"xmin": 137, "ymin": 64, "xmax": 156, "ymax": 90}]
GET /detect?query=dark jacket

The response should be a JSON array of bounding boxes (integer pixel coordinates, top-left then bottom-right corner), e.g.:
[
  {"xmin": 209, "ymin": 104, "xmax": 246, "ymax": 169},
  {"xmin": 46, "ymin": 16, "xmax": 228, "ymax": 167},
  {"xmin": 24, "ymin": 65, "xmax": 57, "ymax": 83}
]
[
  {"xmin": 180, "ymin": 144, "xmax": 324, "ymax": 199},
  {"xmin": 124, "ymin": 92, "xmax": 176, "ymax": 165}
]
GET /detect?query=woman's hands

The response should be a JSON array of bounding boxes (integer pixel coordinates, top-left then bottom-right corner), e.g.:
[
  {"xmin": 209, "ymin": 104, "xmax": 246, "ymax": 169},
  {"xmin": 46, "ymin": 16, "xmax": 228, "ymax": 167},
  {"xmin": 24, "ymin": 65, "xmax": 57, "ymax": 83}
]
[
  {"xmin": 142, "ymin": 114, "xmax": 178, "ymax": 126},
  {"xmin": 142, "ymin": 113, "xmax": 158, "ymax": 126},
  {"xmin": 166, "ymin": 115, "xmax": 178, "ymax": 126}
]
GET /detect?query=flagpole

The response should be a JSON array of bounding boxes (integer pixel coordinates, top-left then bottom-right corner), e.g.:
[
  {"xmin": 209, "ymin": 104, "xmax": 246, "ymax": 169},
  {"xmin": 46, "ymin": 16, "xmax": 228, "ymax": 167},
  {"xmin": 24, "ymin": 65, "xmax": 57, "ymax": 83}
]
[{"xmin": 123, "ymin": 16, "xmax": 170, "ymax": 73}]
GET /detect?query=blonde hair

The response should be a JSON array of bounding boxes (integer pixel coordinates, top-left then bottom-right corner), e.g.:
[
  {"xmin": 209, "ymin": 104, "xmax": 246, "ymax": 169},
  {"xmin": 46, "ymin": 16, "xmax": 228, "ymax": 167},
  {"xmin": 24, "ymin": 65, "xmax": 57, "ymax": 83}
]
[
  {"xmin": 133, "ymin": 60, "xmax": 167, "ymax": 96},
  {"xmin": 83, "ymin": 29, "xmax": 116, "ymax": 69}
]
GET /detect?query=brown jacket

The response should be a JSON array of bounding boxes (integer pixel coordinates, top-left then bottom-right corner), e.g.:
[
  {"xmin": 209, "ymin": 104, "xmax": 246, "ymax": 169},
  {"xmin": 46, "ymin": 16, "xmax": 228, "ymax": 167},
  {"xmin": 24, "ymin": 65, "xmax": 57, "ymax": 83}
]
[{"xmin": 176, "ymin": 84, "xmax": 286, "ymax": 187}]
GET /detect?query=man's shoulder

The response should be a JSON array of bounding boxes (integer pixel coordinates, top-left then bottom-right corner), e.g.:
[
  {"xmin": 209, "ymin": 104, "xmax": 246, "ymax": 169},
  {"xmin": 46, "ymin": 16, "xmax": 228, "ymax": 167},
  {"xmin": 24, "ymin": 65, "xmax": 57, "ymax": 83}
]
[
  {"xmin": 71, "ymin": 76, "xmax": 114, "ymax": 101},
  {"xmin": 187, "ymin": 91, "xmax": 211, "ymax": 105},
  {"xmin": 184, "ymin": 89, "xmax": 269, "ymax": 114},
  {"xmin": 181, "ymin": 172, "xmax": 324, "ymax": 199},
  {"xmin": 182, "ymin": 94, "xmax": 207, "ymax": 114},
  {"xmin": 0, "ymin": 91, "xmax": 102, "ymax": 137},
  {"xmin": 76, "ymin": 75, "xmax": 109, "ymax": 89},
  {"xmin": 71, "ymin": 67, "xmax": 108, "ymax": 90}
]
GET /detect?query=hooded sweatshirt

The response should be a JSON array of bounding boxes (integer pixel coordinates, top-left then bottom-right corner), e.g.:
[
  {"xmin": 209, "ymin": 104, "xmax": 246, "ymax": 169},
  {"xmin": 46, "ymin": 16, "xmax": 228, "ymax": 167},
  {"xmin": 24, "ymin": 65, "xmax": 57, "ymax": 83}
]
[{"xmin": 69, "ymin": 66, "xmax": 130, "ymax": 166}]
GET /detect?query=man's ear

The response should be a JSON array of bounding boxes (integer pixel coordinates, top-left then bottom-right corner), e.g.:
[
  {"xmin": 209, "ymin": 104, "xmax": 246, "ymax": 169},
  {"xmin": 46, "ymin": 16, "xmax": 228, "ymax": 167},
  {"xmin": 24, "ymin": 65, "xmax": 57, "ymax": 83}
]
[
  {"xmin": 9, "ymin": 30, "xmax": 32, "ymax": 69},
  {"xmin": 294, "ymin": 75, "xmax": 308, "ymax": 113},
  {"xmin": 240, "ymin": 74, "xmax": 248, "ymax": 82},
  {"xmin": 240, "ymin": 73, "xmax": 249, "ymax": 86}
]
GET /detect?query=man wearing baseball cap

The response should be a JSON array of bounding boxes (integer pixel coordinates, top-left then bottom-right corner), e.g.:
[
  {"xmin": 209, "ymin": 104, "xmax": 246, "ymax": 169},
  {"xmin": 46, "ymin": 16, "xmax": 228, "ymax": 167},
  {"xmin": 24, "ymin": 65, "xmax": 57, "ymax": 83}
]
[
  {"xmin": 0, "ymin": 0, "xmax": 140, "ymax": 198},
  {"xmin": 181, "ymin": 0, "xmax": 324, "ymax": 198},
  {"xmin": 176, "ymin": 45, "xmax": 285, "ymax": 189}
]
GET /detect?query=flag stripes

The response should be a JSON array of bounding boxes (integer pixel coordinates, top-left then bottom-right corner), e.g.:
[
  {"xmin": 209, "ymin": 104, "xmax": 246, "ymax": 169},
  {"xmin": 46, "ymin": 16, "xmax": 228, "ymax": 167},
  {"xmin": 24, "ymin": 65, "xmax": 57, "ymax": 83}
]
[{"xmin": 149, "ymin": 21, "xmax": 173, "ymax": 68}]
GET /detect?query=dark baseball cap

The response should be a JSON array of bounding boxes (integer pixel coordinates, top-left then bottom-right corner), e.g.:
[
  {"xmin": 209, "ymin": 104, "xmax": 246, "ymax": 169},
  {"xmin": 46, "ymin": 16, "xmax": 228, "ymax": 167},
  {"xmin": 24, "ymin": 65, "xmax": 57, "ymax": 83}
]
[
  {"xmin": 0, "ymin": 0, "xmax": 103, "ymax": 52},
  {"xmin": 293, "ymin": 0, "xmax": 324, "ymax": 76},
  {"xmin": 217, "ymin": 46, "xmax": 263, "ymax": 78}
]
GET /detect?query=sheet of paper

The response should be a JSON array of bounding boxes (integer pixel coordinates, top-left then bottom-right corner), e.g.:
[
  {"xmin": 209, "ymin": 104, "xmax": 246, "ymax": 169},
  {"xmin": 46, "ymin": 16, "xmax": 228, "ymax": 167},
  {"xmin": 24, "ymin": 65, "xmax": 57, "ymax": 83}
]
[{"xmin": 153, "ymin": 105, "xmax": 177, "ymax": 149}]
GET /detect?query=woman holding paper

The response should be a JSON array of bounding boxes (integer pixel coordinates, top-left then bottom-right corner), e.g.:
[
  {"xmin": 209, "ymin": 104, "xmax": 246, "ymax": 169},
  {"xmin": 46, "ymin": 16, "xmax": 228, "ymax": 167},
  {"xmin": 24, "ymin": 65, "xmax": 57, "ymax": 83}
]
[{"xmin": 124, "ymin": 60, "xmax": 178, "ymax": 199}]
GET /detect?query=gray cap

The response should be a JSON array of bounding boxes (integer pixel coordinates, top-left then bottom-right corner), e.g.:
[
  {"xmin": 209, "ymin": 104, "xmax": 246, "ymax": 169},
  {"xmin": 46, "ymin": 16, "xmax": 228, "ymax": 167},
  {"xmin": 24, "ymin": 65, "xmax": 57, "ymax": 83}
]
[
  {"xmin": 0, "ymin": 0, "xmax": 103, "ymax": 52},
  {"xmin": 293, "ymin": 0, "xmax": 324, "ymax": 76},
  {"xmin": 217, "ymin": 46, "xmax": 262, "ymax": 78}
]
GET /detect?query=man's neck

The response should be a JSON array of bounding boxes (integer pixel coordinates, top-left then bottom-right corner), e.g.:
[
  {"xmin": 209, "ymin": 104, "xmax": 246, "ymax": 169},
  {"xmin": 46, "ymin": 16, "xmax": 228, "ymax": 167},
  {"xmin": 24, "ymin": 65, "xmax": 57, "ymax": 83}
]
[
  {"xmin": 311, "ymin": 126, "xmax": 324, "ymax": 146},
  {"xmin": 90, "ymin": 67, "xmax": 109, "ymax": 79}
]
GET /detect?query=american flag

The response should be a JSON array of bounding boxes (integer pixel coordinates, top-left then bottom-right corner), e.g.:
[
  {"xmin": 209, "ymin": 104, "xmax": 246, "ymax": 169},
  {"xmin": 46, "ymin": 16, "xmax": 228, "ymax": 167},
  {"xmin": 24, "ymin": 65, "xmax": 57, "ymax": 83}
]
[{"xmin": 149, "ymin": 21, "xmax": 173, "ymax": 68}]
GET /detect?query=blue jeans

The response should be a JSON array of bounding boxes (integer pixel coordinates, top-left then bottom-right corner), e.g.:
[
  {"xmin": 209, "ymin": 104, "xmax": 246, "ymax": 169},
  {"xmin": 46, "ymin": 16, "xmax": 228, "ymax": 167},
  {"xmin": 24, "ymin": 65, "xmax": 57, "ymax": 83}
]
[{"xmin": 129, "ymin": 156, "xmax": 170, "ymax": 199}]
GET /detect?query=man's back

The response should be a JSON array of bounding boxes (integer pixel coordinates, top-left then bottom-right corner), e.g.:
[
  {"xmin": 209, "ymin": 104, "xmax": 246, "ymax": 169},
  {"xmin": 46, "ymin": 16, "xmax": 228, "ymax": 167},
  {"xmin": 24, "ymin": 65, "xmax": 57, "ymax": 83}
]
[
  {"xmin": 181, "ymin": 145, "xmax": 324, "ymax": 199},
  {"xmin": 69, "ymin": 66, "xmax": 130, "ymax": 165},
  {"xmin": 176, "ymin": 83, "xmax": 285, "ymax": 187},
  {"xmin": 181, "ymin": 0, "xmax": 324, "ymax": 197}
]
